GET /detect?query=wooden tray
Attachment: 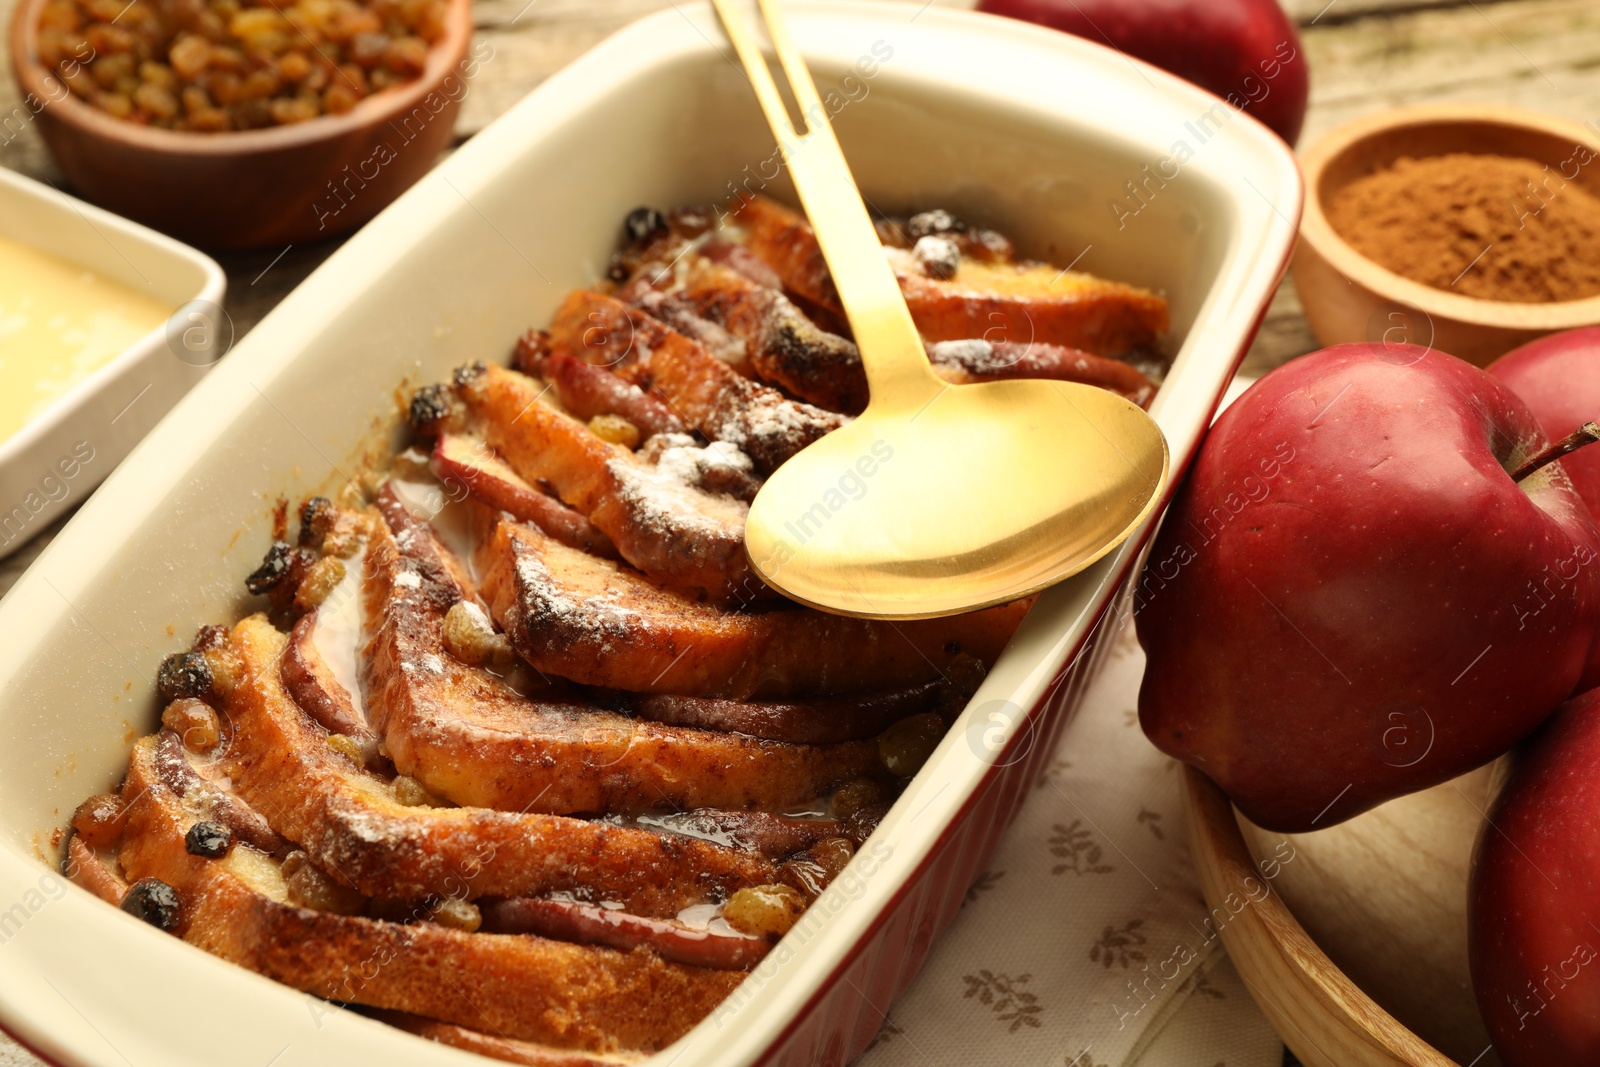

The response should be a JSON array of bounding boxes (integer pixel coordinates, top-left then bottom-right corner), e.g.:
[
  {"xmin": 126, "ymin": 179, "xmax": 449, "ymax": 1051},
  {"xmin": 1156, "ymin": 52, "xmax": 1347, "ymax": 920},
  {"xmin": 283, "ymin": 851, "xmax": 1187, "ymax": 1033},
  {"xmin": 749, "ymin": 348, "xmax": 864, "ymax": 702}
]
[{"xmin": 1183, "ymin": 764, "xmax": 1507, "ymax": 1067}]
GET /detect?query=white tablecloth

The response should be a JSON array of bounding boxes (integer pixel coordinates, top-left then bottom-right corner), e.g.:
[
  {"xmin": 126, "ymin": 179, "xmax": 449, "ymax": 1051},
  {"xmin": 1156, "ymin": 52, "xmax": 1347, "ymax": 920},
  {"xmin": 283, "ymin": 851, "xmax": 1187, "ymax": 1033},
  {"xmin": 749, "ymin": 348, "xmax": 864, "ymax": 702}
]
[{"xmin": 857, "ymin": 618, "xmax": 1282, "ymax": 1067}]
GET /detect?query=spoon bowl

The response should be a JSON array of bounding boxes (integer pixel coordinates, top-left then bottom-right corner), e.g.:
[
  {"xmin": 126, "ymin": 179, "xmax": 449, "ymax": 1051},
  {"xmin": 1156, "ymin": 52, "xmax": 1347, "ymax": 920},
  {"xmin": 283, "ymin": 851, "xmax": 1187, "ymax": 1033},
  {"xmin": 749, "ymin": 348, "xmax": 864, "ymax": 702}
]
[
  {"xmin": 716, "ymin": 0, "xmax": 1171, "ymax": 618},
  {"xmin": 746, "ymin": 376, "xmax": 1169, "ymax": 618}
]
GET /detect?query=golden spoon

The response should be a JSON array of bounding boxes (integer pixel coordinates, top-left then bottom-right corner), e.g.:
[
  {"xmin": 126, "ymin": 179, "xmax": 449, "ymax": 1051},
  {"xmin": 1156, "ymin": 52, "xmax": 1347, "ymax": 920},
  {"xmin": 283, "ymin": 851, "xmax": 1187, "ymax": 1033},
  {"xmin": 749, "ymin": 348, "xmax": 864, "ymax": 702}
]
[{"xmin": 713, "ymin": 0, "xmax": 1170, "ymax": 620}]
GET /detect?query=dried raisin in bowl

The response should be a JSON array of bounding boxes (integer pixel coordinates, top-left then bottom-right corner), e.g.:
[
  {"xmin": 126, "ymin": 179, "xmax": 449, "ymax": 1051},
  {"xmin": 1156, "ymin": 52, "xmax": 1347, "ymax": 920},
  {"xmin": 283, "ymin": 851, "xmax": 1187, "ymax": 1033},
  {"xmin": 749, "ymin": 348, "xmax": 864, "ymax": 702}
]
[{"xmin": 7, "ymin": 0, "xmax": 472, "ymax": 250}]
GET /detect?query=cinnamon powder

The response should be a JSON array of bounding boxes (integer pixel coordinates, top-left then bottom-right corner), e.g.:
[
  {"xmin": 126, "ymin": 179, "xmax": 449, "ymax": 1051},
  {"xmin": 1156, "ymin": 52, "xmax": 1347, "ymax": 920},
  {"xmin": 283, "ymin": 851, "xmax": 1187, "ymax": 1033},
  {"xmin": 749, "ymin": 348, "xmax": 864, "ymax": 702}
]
[{"xmin": 1326, "ymin": 152, "xmax": 1600, "ymax": 303}]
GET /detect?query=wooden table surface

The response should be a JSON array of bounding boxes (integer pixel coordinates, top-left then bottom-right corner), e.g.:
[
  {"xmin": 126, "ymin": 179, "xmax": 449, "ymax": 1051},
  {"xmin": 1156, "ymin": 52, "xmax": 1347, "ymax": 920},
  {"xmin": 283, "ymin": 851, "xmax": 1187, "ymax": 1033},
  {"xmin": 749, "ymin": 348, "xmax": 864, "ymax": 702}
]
[{"xmin": 0, "ymin": 0, "xmax": 1597, "ymax": 1063}]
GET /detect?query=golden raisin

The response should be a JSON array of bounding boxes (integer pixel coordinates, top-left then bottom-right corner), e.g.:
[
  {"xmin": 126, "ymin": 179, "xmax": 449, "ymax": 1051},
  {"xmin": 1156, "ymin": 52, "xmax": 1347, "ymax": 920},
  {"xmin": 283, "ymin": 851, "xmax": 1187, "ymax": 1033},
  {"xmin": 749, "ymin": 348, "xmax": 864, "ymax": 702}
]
[
  {"xmin": 185, "ymin": 107, "xmax": 230, "ymax": 131},
  {"xmin": 229, "ymin": 6, "xmax": 285, "ymax": 37},
  {"xmin": 167, "ymin": 32, "xmax": 209, "ymax": 75},
  {"xmin": 269, "ymin": 94, "xmax": 318, "ymax": 124},
  {"xmin": 323, "ymin": 81, "xmax": 359, "ymax": 114},
  {"xmin": 281, "ymin": 851, "xmax": 364, "ymax": 914},
  {"xmin": 589, "ymin": 414, "xmax": 641, "ymax": 450},
  {"xmin": 326, "ymin": 733, "xmax": 362, "ymax": 763},
  {"xmin": 180, "ymin": 84, "xmax": 211, "ymax": 114},
  {"xmin": 90, "ymin": 52, "xmax": 133, "ymax": 88},
  {"xmin": 878, "ymin": 712, "xmax": 945, "ymax": 777},
  {"xmin": 202, "ymin": 646, "xmax": 241, "ymax": 699},
  {"xmin": 778, "ymin": 856, "xmax": 827, "ymax": 899},
  {"xmin": 723, "ymin": 884, "xmax": 806, "ymax": 939},
  {"xmin": 238, "ymin": 68, "xmax": 280, "ymax": 100},
  {"xmin": 133, "ymin": 81, "xmax": 178, "ymax": 119},
  {"xmin": 84, "ymin": 22, "xmax": 133, "ymax": 53},
  {"xmin": 293, "ymin": 555, "xmax": 346, "ymax": 610},
  {"xmin": 278, "ymin": 49, "xmax": 310, "ymax": 80},
  {"xmin": 36, "ymin": 0, "xmax": 446, "ymax": 285},
  {"xmin": 392, "ymin": 775, "xmax": 436, "ymax": 807},
  {"xmin": 205, "ymin": 69, "xmax": 240, "ymax": 104},
  {"xmin": 831, "ymin": 778, "xmax": 892, "ymax": 819},
  {"xmin": 96, "ymin": 91, "xmax": 133, "ymax": 118},
  {"xmin": 812, "ymin": 836, "xmax": 855, "ymax": 880},
  {"xmin": 70, "ymin": 793, "xmax": 127, "ymax": 849},
  {"xmin": 430, "ymin": 897, "xmax": 481, "ymax": 931},
  {"xmin": 381, "ymin": 34, "xmax": 426, "ymax": 75},
  {"xmin": 440, "ymin": 601, "xmax": 515, "ymax": 671},
  {"xmin": 162, "ymin": 698, "xmax": 222, "ymax": 753},
  {"xmin": 138, "ymin": 59, "xmax": 176, "ymax": 89}
]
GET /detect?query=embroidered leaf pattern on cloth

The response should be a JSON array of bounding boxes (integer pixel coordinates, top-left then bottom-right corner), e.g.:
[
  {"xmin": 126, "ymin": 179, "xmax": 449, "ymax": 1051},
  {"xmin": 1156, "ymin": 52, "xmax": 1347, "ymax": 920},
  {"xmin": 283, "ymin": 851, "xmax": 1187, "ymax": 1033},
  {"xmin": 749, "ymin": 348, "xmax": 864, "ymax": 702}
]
[
  {"xmin": 1050, "ymin": 820, "xmax": 1114, "ymax": 876},
  {"xmin": 961, "ymin": 970, "xmax": 1043, "ymax": 1033},
  {"xmin": 848, "ymin": 617, "xmax": 1282, "ymax": 1067},
  {"xmin": 964, "ymin": 869, "xmax": 1006, "ymax": 906},
  {"xmin": 1138, "ymin": 806, "xmax": 1165, "ymax": 840},
  {"xmin": 1089, "ymin": 919, "xmax": 1147, "ymax": 969},
  {"xmin": 1036, "ymin": 757, "xmax": 1072, "ymax": 790},
  {"xmin": 863, "ymin": 1018, "xmax": 904, "ymax": 1052}
]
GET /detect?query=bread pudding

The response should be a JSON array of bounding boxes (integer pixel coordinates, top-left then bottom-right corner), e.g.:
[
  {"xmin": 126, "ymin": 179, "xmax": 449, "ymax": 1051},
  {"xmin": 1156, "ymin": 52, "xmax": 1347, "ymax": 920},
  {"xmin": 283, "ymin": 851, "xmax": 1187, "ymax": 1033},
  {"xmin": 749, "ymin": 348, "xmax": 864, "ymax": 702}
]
[{"xmin": 61, "ymin": 195, "xmax": 1167, "ymax": 1064}]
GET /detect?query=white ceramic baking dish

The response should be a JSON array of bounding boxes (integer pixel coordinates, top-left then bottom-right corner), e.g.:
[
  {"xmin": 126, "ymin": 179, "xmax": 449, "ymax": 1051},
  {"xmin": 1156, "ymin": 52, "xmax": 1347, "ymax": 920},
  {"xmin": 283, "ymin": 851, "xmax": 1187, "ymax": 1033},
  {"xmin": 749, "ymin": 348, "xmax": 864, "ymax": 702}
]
[
  {"xmin": 0, "ymin": 3, "xmax": 1300, "ymax": 1064},
  {"xmin": 0, "ymin": 167, "xmax": 225, "ymax": 560}
]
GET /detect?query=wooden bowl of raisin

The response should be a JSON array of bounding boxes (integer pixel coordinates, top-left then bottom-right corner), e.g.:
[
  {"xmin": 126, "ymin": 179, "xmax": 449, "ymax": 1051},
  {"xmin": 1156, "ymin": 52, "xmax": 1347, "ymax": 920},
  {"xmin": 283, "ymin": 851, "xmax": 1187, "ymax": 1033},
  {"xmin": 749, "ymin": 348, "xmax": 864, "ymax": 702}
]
[{"xmin": 8, "ymin": 0, "xmax": 474, "ymax": 249}]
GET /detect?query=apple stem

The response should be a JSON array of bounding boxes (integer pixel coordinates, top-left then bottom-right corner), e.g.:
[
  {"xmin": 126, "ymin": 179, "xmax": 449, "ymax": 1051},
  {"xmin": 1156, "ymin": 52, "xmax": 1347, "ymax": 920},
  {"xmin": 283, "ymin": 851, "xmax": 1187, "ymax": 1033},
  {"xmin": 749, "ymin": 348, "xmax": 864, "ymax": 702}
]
[{"xmin": 1511, "ymin": 422, "xmax": 1600, "ymax": 483}]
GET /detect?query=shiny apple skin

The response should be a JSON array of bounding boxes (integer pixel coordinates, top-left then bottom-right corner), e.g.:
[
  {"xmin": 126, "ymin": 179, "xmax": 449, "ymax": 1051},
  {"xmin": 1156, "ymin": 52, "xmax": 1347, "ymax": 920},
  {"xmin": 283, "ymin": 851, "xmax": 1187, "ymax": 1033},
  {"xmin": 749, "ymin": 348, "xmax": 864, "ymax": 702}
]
[
  {"xmin": 975, "ymin": 0, "xmax": 1309, "ymax": 145},
  {"xmin": 1491, "ymin": 327, "xmax": 1600, "ymax": 520},
  {"xmin": 1470, "ymin": 687, "xmax": 1600, "ymax": 1065},
  {"xmin": 1136, "ymin": 344, "xmax": 1600, "ymax": 832}
]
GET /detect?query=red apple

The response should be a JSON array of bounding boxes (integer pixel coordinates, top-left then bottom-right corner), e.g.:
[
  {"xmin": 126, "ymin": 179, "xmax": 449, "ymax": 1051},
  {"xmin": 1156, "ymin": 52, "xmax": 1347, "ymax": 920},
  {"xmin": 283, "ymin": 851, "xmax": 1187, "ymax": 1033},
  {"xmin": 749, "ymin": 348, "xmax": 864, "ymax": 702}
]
[
  {"xmin": 976, "ymin": 0, "xmax": 1309, "ymax": 145},
  {"xmin": 1470, "ymin": 686, "xmax": 1600, "ymax": 1065},
  {"xmin": 1136, "ymin": 344, "xmax": 1600, "ymax": 832},
  {"xmin": 1490, "ymin": 327, "xmax": 1600, "ymax": 519}
]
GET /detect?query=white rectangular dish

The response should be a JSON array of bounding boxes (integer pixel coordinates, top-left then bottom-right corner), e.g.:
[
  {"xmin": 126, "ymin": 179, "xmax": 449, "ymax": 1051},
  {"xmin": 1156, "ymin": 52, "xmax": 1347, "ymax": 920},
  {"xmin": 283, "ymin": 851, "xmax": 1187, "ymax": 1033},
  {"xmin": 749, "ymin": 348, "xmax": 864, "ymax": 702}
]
[
  {"xmin": 0, "ymin": 3, "xmax": 1300, "ymax": 1065},
  {"xmin": 0, "ymin": 167, "xmax": 225, "ymax": 560}
]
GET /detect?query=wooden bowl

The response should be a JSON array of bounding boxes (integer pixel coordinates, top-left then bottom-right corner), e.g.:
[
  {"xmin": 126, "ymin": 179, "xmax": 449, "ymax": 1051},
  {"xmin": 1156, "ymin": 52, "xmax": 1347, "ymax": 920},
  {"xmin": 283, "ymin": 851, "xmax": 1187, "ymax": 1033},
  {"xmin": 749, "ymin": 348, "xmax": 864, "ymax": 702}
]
[
  {"xmin": 8, "ymin": 0, "xmax": 473, "ymax": 250},
  {"xmin": 1184, "ymin": 763, "xmax": 1507, "ymax": 1067},
  {"xmin": 1292, "ymin": 103, "xmax": 1600, "ymax": 366}
]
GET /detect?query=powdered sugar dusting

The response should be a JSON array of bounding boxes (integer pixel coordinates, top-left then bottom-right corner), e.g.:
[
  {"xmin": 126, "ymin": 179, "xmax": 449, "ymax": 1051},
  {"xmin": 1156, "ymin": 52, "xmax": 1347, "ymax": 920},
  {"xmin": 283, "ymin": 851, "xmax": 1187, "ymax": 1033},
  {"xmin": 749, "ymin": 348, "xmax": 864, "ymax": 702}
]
[
  {"xmin": 655, "ymin": 440, "xmax": 754, "ymax": 487},
  {"xmin": 513, "ymin": 549, "xmax": 643, "ymax": 651},
  {"xmin": 928, "ymin": 338, "xmax": 1010, "ymax": 373},
  {"xmin": 608, "ymin": 458, "xmax": 748, "ymax": 536}
]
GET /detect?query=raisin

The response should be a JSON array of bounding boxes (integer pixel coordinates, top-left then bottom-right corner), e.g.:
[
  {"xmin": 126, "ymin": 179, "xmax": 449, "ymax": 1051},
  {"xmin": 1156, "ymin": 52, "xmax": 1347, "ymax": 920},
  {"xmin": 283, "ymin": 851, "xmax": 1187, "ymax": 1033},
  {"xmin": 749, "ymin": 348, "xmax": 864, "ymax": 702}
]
[
  {"xmin": 588, "ymin": 414, "xmax": 640, "ymax": 449},
  {"xmin": 184, "ymin": 821, "xmax": 233, "ymax": 858},
  {"xmin": 913, "ymin": 235, "xmax": 960, "ymax": 280},
  {"xmin": 121, "ymin": 878, "xmax": 181, "ymax": 931},
  {"xmin": 429, "ymin": 897, "xmax": 481, "ymax": 932},
  {"xmin": 723, "ymin": 884, "xmax": 805, "ymax": 938},
  {"xmin": 326, "ymin": 734, "xmax": 363, "ymax": 763},
  {"xmin": 831, "ymin": 778, "xmax": 892, "ymax": 819},
  {"xmin": 293, "ymin": 556, "xmax": 346, "ymax": 610},
  {"xmin": 842, "ymin": 802, "xmax": 891, "ymax": 845},
  {"xmin": 878, "ymin": 712, "xmax": 945, "ymax": 777},
  {"xmin": 282, "ymin": 851, "xmax": 364, "ymax": 914},
  {"xmin": 408, "ymin": 383, "xmax": 452, "ymax": 435},
  {"xmin": 512, "ymin": 329, "xmax": 551, "ymax": 375},
  {"xmin": 452, "ymin": 361, "xmax": 487, "ymax": 388},
  {"xmin": 192, "ymin": 624, "xmax": 229, "ymax": 652},
  {"xmin": 156, "ymin": 650, "xmax": 213, "ymax": 702},
  {"xmin": 70, "ymin": 793, "xmax": 127, "ymax": 849},
  {"xmin": 623, "ymin": 206, "xmax": 667, "ymax": 245},
  {"xmin": 906, "ymin": 209, "xmax": 966, "ymax": 239},
  {"xmin": 298, "ymin": 495, "xmax": 334, "ymax": 547},
  {"xmin": 244, "ymin": 539, "xmax": 293, "ymax": 595},
  {"xmin": 162, "ymin": 699, "xmax": 222, "ymax": 752}
]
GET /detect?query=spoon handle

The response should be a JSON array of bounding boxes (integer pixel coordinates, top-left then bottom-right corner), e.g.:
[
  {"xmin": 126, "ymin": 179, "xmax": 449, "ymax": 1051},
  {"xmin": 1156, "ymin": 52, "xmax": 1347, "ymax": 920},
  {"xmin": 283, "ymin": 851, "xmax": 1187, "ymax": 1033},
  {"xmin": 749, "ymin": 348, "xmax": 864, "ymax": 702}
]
[{"xmin": 711, "ymin": 0, "xmax": 941, "ymax": 402}]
